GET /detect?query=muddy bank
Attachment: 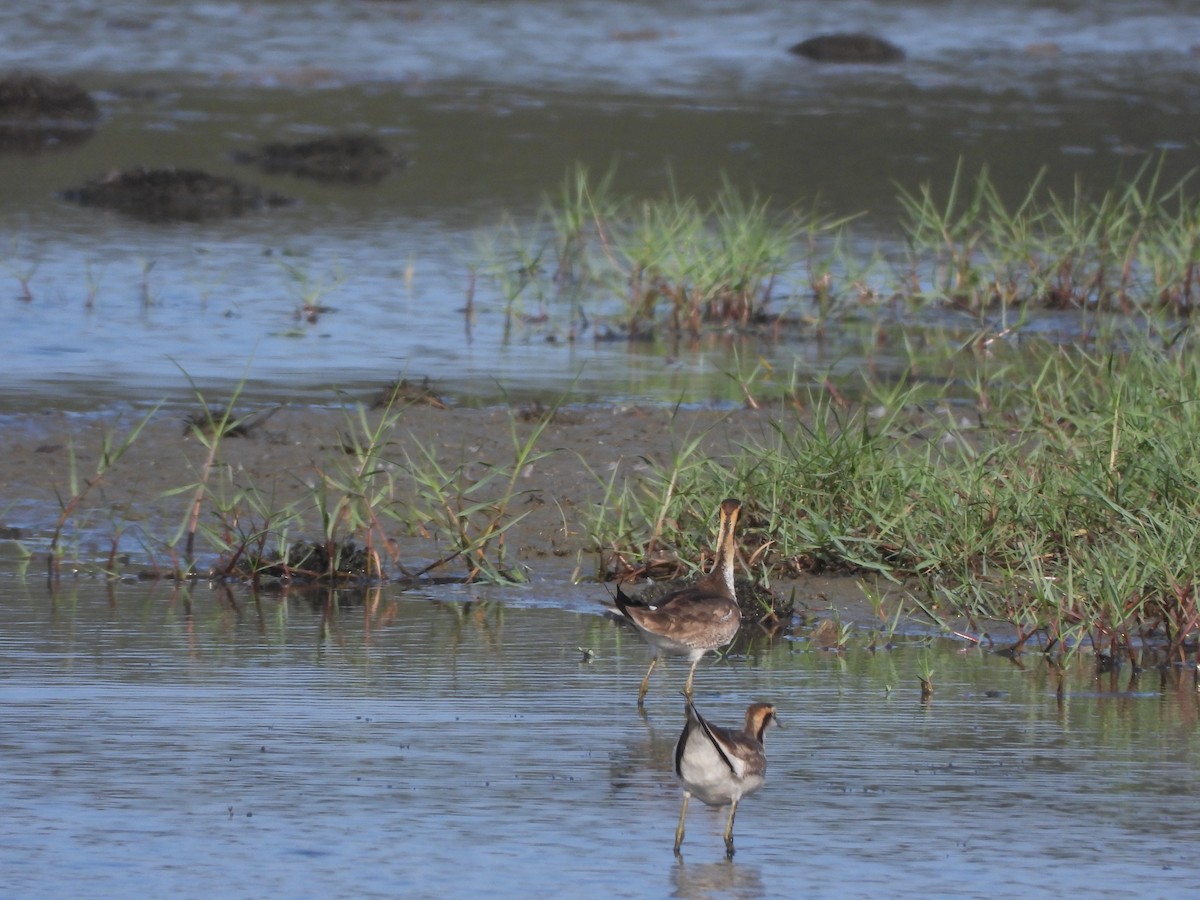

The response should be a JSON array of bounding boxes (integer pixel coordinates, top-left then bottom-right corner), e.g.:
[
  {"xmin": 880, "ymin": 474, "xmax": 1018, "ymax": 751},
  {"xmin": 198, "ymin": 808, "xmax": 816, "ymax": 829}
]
[
  {"xmin": 0, "ymin": 399, "xmax": 901, "ymax": 625},
  {"xmin": 0, "ymin": 400, "xmax": 769, "ymax": 574}
]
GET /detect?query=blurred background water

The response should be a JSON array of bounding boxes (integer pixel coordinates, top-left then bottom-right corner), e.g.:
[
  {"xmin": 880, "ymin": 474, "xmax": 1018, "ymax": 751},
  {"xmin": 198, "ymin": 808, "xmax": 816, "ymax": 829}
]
[{"xmin": 1, "ymin": 0, "xmax": 1198, "ymax": 408}]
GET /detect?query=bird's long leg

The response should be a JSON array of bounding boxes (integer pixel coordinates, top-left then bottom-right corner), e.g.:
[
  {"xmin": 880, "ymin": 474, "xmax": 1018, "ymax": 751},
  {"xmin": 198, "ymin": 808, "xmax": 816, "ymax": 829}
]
[
  {"xmin": 637, "ymin": 656, "xmax": 658, "ymax": 707},
  {"xmin": 723, "ymin": 800, "xmax": 740, "ymax": 857},
  {"xmin": 682, "ymin": 655, "xmax": 702, "ymax": 700},
  {"xmin": 674, "ymin": 792, "xmax": 691, "ymax": 856}
]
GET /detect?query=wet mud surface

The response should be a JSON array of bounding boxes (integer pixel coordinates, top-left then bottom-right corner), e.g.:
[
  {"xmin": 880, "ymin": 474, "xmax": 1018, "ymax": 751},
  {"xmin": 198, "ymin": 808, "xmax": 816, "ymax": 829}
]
[
  {"xmin": 0, "ymin": 399, "xmax": 878, "ymax": 622},
  {"xmin": 0, "ymin": 401, "xmax": 759, "ymax": 566}
]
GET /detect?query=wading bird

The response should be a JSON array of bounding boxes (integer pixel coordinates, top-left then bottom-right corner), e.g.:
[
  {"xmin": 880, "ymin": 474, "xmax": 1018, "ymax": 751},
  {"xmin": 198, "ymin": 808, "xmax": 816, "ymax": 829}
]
[
  {"xmin": 673, "ymin": 698, "xmax": 779, "ymax": 858},
  {"xmin": 613, "ymin": 498, "xmax": 743, "ymax": 707}
]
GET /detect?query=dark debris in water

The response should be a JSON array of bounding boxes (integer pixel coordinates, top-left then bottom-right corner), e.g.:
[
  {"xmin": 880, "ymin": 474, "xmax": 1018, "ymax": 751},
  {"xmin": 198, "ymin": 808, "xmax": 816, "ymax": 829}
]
[
  {"xmin": 221, "ymin": 539, "xmax": 476, "ymax": 591},
  {"xmin": 788, "ymin": 33, "xmax": 906, "ymax": 64},
  {"xmin": 0, "ymin": 72, "xmax": 98, "ymax": 155},
  {"xmin": 593, "ymin": 322, "xmax": 656, "ymax": 343},
  {"xmin": 281, "ymin": 540, "xmax": 373, "ymax": 580},
  {"xmin": 232, "ymin": 133, "xmax": 408, "ymax": 184},
  {"xmin": 0, "ymin": 72, "xmax": 99, "ymax": 121},
  {"xmin": 225, "ymin": 539, "xmax": 375, "ymax": 583},
  {"xmin": 61, "ymin": 166, "xmax": 294, "ymax": 222}
]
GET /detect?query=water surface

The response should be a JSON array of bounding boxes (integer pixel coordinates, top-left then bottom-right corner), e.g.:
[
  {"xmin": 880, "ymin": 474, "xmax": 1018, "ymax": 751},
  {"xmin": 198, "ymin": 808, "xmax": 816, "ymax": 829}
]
[
  {"xmin": 1, "ymin": 580, "xmax": 1196, "ymax": 897},
  {"xmin": 2, "ymin": 1, "xmax": 1200, "ymax": 407}
]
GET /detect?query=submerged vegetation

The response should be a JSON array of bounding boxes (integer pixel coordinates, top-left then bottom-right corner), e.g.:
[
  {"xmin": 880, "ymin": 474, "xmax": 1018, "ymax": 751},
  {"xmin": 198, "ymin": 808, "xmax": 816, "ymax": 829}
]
[{"xmin": 10, "ymin": 163, "xmax": 1200, "ymax": 662}]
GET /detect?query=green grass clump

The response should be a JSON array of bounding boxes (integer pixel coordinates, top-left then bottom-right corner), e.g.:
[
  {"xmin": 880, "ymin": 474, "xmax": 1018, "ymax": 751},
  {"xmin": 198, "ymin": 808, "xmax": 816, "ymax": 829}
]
[
  {"xmin": 483, "ymin": 161, "xmax": 1200, "ymax": 345},
  {"xmin": 897, "ymin": 157, "xmax": 1200, "ymax": 314},
  {"xmin": 483, "ymin": 166, "xmax": 845, "ymax": 342},
  {"xmin": 42, "ymin": 379, "xmax": 562, "ymax": 588},
  {"xmin": 594, "ymin": 335, "xmax": 1200, "ymax": 657}
]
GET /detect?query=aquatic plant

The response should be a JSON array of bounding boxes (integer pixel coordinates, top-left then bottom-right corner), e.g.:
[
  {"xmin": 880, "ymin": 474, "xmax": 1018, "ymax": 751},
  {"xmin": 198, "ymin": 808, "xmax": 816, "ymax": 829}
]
[
  {"xmin": 25, "ymin": 159, "xmax": 1200, "ymax": 657},
  {"xmin": 483, "ymin": 167, "xmax": 841, "ymax": 342},
  {"xmin": 278, "ymin": 258, "xmax": 345, "ymax": 325},
  {"xmin": 397, "ymin": 397, "xmax": 559, "ymax": 583},
  {"xmin": 48, "ymin": 405, "xmax": 159, "ymax": 584},
  {"xmin": 481, "ymin": 161, "xmax": 1200, "ymax": 348},
  {"xmin": 916, "ymin": 650, "xmax": 935, "ymax": 700},
  {"xmin": 166, "ymin": 371, "xmax": 259, "ymax": 576},
  {"xmin": 4, "ymin": 236, "xmax": 38, "ymax": 302},
  {"xmin": 897, "ymin": 157, "xmax": 1198, "ymax": 315}
]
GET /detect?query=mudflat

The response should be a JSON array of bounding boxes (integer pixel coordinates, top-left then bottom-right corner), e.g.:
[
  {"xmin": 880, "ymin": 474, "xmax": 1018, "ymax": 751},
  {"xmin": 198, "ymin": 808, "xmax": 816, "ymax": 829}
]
[{"xmin": 0, "ymin": 400, "xmax": 798, "ymax": 581}]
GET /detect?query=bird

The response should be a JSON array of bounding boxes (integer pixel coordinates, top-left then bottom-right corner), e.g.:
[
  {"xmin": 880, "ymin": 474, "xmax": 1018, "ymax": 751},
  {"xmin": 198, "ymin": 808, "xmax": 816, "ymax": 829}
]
[
  {"xmin": 673, "ymin": 698, "xmax": 780, "ymax": 858},
  {"xmin": 613, "ymin": 498, "xmax": 743, "ymax": 707}
]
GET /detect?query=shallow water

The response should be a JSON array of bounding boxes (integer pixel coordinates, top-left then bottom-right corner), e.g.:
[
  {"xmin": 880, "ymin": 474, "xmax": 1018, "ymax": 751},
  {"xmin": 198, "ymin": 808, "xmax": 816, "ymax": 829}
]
[
  {"xmin": 2, "ymin": 1, "xmax": 1200, "ymax": 408},
  {"xmin": 1, "ymin": 579, "xmax": 1196, "ymax": 897}
]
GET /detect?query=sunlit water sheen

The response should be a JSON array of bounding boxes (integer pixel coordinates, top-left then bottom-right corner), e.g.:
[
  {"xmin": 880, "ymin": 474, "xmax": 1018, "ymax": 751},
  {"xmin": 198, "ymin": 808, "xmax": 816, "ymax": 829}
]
[
  {"xmin": 2, "ymin": 1, "xmax": 1200, "ymax": 408},
  {"xmin": 1, "ymin": 581, "xmax": 1196, "ymax": 897}
]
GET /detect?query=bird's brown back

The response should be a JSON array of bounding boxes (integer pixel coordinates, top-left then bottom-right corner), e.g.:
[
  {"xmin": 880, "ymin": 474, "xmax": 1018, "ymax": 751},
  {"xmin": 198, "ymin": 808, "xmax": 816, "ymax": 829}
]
[{"xmin": 623, "ymin": 585, "xmax": 739, "ymax": 649}]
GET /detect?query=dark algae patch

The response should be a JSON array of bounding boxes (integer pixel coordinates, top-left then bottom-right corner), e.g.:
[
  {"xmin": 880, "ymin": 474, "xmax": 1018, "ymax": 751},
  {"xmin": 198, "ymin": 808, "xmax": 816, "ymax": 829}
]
[
  {"xmin": 61, "ymin": 166, "xmax": 293, "ymax": 222},
  {"xmin": 232, "ymin": 133, "xmax": 407, "ymax": 184},
  {"xmin": 0, "ymin": 72, "xmax": 98, "ymax": 120},
  {"xmin": 788, "ymin": 33, "xmax": 906, "ymax": 63},
  {"xmin": 0, "ymin": 72, "xmax": 98, "ymax": 154}
]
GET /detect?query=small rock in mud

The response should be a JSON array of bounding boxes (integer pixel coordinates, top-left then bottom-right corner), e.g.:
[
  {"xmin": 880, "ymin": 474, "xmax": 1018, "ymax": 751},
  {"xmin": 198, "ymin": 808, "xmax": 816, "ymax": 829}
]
[
  {"xmin": 0, "ymin": 72, "xmax": 99, "ymax": 154},
  {"xmin": 232, "ymin": 133, "xmax": 407, "ymax": 184},
  {"xmin": 183, "ymin": 405, "xmax": 281, "ymax": 439},
  {"xmin": 372, "ymin": 376, "xmax": 447, "ymax": 409},
  {"xmin": 61, "ymin": 166, "xmax": 293, "ymax": 222},
  {"xmin": 788, "ymin": 33, "xmax": 906, "ymax": 64},
  {"xmin": 517, "ymin": 399, "xmax": 584, "ymax": 425}
]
